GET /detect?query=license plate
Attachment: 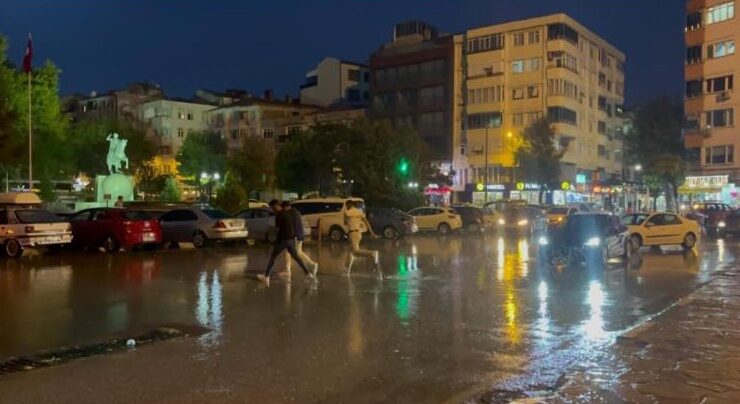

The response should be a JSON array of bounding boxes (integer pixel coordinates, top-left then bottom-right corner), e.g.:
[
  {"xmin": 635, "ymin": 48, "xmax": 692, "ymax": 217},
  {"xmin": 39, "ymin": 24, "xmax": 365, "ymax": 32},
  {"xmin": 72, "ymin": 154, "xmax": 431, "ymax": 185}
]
[{"xmin": 143, "ymin": 233, "xmax": 155, "ymax": 242}]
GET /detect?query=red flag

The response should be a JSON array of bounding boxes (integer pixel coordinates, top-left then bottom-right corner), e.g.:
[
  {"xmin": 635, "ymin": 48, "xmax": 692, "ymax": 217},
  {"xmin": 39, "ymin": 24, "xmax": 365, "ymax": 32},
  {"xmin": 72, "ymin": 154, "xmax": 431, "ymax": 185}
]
[{"xmin": 22, "ymin": 34, "xmax": 33, "ymax": 74}]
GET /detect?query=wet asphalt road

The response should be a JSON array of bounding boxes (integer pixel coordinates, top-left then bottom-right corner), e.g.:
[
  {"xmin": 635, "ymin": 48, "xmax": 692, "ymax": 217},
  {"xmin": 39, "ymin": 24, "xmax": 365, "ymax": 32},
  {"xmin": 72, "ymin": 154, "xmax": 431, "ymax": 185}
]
[{"xmin": 0, "ymin": 235, "xmax": 737, "ymax": 403}]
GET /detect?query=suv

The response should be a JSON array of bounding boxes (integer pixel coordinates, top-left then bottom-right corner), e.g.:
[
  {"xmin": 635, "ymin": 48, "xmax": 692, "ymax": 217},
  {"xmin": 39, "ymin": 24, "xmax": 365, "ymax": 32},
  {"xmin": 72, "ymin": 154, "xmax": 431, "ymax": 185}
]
[
  {"xmin": 538, "ymin": 213, "xmax": 631, "ymax": 267},
  {"xmin": 367, "ymin": 207, "xmax": 418, "ymax": 239},
  {"xmin": 407, "ymin": 206, "xmax": 463, "ymax": 234},
  {"xmin": 292, "ymin": 197, "xmax": 365, "ymax": 242},
  {"xmin": 0, "ymin": 192, "xmax": 73, "ymax": 257}
]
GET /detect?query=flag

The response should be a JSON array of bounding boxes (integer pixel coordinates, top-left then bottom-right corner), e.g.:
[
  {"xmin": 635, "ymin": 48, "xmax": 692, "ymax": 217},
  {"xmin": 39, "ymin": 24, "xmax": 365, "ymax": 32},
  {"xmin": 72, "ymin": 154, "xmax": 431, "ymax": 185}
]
[{"xmin": 22, "ymin": 34, "xmax": 33, "ymax": 74}]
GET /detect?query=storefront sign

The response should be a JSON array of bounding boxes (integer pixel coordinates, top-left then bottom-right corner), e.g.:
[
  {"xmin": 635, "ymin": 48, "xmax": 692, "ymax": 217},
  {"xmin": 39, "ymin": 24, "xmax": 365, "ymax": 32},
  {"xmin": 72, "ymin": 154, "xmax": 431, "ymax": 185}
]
[
  {"xmin": 561, "ymin": 181, "xmax": 571, "ymax": 190},
  {"xmin": 476, "ymin": 183, "xmax": 505, "ymax": 191},
  {"xmin": 576, "ymin": 174, "xmax": 587, "ymax": 184},
  {"xmin": 515, "ymin": 182, "xmax": 541, "ymax": 191},
  {"xmin": 685, "ymin": 175, "xmax": 729, "ymax": 188}
]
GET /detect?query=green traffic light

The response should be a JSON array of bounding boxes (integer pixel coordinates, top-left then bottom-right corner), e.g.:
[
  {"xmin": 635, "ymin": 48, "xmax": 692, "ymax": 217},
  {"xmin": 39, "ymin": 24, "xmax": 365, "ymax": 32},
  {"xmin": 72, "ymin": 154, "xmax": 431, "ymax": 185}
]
[{"xmin": 397, "ymin": 158, "xmax": 409, "ymax": 175}]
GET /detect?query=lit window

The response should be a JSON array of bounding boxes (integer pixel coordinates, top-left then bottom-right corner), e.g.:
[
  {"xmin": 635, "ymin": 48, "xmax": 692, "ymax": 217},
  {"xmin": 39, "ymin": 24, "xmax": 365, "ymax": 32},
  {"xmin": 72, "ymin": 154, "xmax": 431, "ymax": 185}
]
[
  {"xmin": 528, "ymin": 30, "xmax": 540, "ymax": 44},
  {"xmin": 511, "ymin": 60, "xmax": 524, "ymax": 73},
  {"xmin": 513, "ymin": 32, "xmax": 525, "ymax": 46},
  {"xmin": 706, "ymin": 2, "xmax": 734, "ymax": 24},
  {"xmin": 708, "ymin": 40, "xmax": 735, "ymax": 59},
  {"xmin": 263, "ymin": 128, "xmax": 274, "ymax": 139},
  {"xmin": 705, "ymin": 145, "xmax": 734, "ymax": 164}
]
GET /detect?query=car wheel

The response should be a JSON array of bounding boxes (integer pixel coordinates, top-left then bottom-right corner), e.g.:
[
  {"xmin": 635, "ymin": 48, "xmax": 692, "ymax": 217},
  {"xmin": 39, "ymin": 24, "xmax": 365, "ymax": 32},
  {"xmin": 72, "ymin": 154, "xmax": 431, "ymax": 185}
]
[
  {"xmin": 329, "ymin": 226, "xmax": 345, "ymax": 242},
  {"xmin": 682, "ymin": 232, "xmax": 697, "ymax": 250},
  {"xmin": 438, "ymin": 223, "xmax": 451, "ymax": 235},
  {"xmin": 467, "ymin": 223, "xmax": 480, "ymax": 233},
  {"xmin": 383, "ymin": 226, "xmax": 399, "ymax": 239},
  {"xmin": 629, "ymin": 234, "xmax": 642, "ymax": 252},
  {"xmin": 4, "ymin": 239, "xmax": 23, "ymax": 258},
  {"xmin": 192, "ymin": 231, "xmax": 207, "ymax": 249},
  {"xmin": 102, "ymin": 235, "xmax": 120, "ymax": 253}
]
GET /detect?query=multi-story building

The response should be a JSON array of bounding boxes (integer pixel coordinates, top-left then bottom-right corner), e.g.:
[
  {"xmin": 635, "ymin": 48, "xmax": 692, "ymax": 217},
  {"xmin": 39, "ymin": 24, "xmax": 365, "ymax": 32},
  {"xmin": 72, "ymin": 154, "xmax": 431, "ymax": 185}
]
[
  {"xmin": 300, "ymin": 57, "xmax": 370, "ymax": 107},
  {"xmin": 369, "ymin": 21, "xmax": 456, "ymax": 167},
  {"xmin": 137, "ymin": 99, "xmax": 215, "ymax": 175},
  {"xmin": 74, "ymin": 82, "xmax": 164, "ymax": 122},
  {"xmin": 455, "ymin": 14, "xmax": 626, "ymax": 203},
  {"xmin": 684, "ymin": 0, "xmax": 738, "ymax": 203}
]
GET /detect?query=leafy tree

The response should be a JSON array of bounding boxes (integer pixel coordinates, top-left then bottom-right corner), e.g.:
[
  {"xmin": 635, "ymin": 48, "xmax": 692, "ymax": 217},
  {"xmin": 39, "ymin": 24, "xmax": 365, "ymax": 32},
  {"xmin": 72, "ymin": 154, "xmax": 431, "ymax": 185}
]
[
  {"xmin": 227, "ymin": 136, "xmax": 273, "ymax": 197},
  {"xmin": 159, "ymin": 176, "xmax": 181, "ymax": 202},
  {"xmin": 214, "ymin": 174, "xmax": 247, "ymax": 214},
  {"xmin": 38, "ymin": 172, "xmax": 56, "ymax": 203},
  {"xmin": 515, "ymin": 118, "xmax": 565, "ymax": 203},
  {"xmin": 0, "ymin": 37, "xmax": 20, "ymax": 164},
  {"xmin": 624, "ymin": 97, "xmax": 685, "ymax": 210},
  {"xmin": 69, "ymin": 118, "xmax": 156, "ymax": 176},
  {"xmin": 176, "ymin": 131, "xmax": 227, "ymax": 183}
]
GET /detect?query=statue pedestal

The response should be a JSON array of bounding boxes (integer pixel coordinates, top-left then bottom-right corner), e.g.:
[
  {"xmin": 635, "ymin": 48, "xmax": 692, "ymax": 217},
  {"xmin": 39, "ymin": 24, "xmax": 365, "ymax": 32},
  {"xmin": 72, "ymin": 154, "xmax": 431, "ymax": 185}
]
[{"xmin": 96, "ymin": 174, "xmax": 134, "ymax": 207}]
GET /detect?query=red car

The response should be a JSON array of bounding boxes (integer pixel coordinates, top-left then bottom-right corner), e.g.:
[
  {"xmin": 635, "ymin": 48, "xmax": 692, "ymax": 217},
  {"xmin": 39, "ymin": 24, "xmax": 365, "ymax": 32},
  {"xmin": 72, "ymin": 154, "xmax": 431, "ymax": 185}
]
[{"xmin": 69, "ymin": 208, "xmax": 162, "ymax": 252}]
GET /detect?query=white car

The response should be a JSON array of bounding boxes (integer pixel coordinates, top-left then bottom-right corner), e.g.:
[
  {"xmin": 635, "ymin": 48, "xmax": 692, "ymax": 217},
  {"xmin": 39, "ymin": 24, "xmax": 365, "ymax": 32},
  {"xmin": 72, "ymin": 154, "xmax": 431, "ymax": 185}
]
[
  {"xmin": 292, "ymin": 197, "xmax": 365, "ymax": 242},
  {"xmin": 0, "ymin": 192, "xmax": 73, "ymax": 257},
  {"xmin": 157, "ymin": 207, "xmax": 247, "ymax": 248},
  {"xmin": 407, "ymin": 207, "xmax": 463, "ymax": 234},
  {"xmin": 236, "ymin": 207, "xmax": 310, "ymax": 243},
  {"xmin": 622, "ymin": 212, "xmax": 701, "ymax": 251}
]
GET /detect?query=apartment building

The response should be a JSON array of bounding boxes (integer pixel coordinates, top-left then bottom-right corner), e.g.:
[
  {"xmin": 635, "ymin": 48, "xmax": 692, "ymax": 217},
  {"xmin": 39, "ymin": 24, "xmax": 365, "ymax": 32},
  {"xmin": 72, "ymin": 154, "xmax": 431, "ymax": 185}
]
[
  {"xmin": 74, "ymin": 82, "xmax": 164, "ymax": 122},
  {"xmin": 300, "ymin": 57, "xmax": 370, "ymax": 107},
  {"xmin": 455, "ymin": 14, "xmax": 626, "ymax": 199},
  {"xmin": 369, "ymin": 21, "xmax": 456, "ymax": 165},
  {"xmin": 137, "ymin": 99, "xmax": 215, "ymax": 175},
  {"xmin": 684, "ymin": 0, "xmax": 738, "ymax": 203}
]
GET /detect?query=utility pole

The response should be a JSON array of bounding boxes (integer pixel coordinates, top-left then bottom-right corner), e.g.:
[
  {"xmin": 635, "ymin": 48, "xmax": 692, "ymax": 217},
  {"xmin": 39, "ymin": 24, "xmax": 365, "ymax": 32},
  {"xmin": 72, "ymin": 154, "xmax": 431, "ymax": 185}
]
[{"xmin": 484, "ymin": 123, "xmax": 490, "ymax": 203}]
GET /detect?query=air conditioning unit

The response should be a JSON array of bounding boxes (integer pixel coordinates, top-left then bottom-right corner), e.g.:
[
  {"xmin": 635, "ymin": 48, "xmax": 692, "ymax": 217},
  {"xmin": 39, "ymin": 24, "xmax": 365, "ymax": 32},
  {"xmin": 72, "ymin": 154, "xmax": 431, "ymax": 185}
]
[{"xmin": 716, "ymin": 91, "xmax": 730, "ymax": 102}]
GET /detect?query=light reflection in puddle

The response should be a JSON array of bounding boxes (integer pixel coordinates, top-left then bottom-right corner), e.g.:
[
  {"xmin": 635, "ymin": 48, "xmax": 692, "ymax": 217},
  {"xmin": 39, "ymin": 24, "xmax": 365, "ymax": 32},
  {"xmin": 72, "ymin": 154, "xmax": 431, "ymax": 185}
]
[
  {"xmin": 582, "ymin": 280, "xmax": 607, "ymax": 342},
  {"xmin": 196, "ymin": 271, "xmax": 223, "ymax": 348}
]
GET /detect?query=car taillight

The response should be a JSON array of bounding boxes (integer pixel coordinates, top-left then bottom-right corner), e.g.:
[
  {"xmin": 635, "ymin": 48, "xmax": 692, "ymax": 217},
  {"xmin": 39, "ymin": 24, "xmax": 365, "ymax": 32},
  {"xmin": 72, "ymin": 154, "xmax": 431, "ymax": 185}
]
[
  {"xmin": 25, "ymin": 225, "xmax": 35, "ymax": 233},
  {"xmin": 214, "ymin": 220, "xmax": 227, "ymax": 229}
]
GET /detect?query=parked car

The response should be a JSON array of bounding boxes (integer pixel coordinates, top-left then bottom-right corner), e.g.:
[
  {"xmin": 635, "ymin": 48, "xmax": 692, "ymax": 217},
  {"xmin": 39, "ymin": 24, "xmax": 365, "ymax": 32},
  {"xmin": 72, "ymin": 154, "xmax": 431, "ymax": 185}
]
[
  {"xmin": 157, "ymin": 208, "xmax": 247, "ymax": 248},
  {"xmin": 236, "ymin": 207, "xmax": 310, "ymax": 243},
  {"xmin": 546, "ymin": 206, "xmax": 578, "ymax": 228},
  {"xmin": 621, "ymin": 212, "xmax": 701, "ymax": 251},
  {"xmin": 496, "ymin": 206, "xmax": 547, "ymax": 235},
  {"xmin": 451, "ymin": 204, "xmax": 486, "ymax": 232},
  {"xmin": 724, "ymin": 209, "xmax": 740, "ymax": 236},
  {"xmin": 292, "ymin": 197, "xmax": 365, "ymax": 242},
  {"xmin": 69, "ymin": 208, "xmax": 162, "ymax": 252},
  {"xmin": 407, "ymin": 206, "xmax": 463, "ymax": 235},
  {"xmin": 247, "ymin": 199, "xmax": 269, "ymax": 209},
  {"xmin": 692, "ymin": 202, "xmax": 733, "ymax": 236},
  {"xmin": 538, "ymin": 212, "xmax": 631, "ymax": 267},
  {"xmin": 366, "ymin": 207, "xmax": 418, "ymax": 239},
  {"xmin": 0, "ymin": 193, "xmax": 73, "ymax": 258}
]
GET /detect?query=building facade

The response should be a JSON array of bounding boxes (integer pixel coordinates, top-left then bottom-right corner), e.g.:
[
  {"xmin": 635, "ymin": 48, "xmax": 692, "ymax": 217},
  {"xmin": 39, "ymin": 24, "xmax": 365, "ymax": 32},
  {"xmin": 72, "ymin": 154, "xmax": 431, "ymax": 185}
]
[
  {"xmin": 74, "ymin": 82, "xmax": 164, "ymax": 122},
  {"xmin": 684, "ymin": 0, "xmax": 738, "ymax": 203},
  {"xmin": 454, "ymin": 14, "xmax": 626, "ymax": 203},
  {"xmin": 300, "ymin": 57, "xmax": 370, "ymax": 107},
  {"xmin": 369, "ymin": 21, "xmax": 456, "ymax": 165}
]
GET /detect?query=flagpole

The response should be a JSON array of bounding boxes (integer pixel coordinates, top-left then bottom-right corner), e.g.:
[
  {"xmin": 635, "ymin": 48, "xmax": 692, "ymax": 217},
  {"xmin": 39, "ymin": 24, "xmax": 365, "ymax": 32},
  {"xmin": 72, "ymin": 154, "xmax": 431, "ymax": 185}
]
[{"xmin": 28, "ymin": 70, "xmax": 32, "ymax": 191}]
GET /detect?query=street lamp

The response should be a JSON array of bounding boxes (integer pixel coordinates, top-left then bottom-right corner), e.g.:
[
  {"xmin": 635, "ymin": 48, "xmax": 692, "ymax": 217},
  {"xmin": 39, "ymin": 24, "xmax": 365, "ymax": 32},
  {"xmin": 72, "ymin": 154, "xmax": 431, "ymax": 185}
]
[
  {"xmin": 634, "ymin": 164, "xmax": 642, "ymax": 172},
  {"xmin": 200, "ymin": 172, "xmax": 220, "ymax": 204}
]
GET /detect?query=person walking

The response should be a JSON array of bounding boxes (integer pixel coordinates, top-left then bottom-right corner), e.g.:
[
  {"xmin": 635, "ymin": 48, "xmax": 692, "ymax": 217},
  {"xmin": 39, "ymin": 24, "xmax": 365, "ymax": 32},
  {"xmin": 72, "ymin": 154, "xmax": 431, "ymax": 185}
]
[
  {"xmin": 344, "ymin": 200, "xmax": 381, "ymax": 276},
  {"xmin": 281, "ymin": 201, "xmax": 318, "ymax": 278},
  {"xmin": 257, "ymin": 200, "xmax": 316, "ymax": 285}
]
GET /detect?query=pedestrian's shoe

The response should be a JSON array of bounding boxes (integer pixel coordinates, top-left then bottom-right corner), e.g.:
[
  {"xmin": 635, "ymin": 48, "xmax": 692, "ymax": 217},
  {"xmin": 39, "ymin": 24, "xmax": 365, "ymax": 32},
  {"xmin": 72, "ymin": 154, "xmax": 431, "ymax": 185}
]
[
  {"xmin": 256, "ymin": 274, "xmax": 270, "ymax": 285},
  {"xmin": 310, "ymin": 263, "xmax": 319, "ymax": 277}
]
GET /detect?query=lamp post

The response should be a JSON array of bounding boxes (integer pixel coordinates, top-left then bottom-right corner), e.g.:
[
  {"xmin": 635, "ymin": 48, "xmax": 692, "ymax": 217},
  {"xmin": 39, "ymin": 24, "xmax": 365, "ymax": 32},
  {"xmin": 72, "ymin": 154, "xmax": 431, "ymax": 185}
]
[
  {"xmin": 634, "ymin": 164, "xmax": 643, "ymax": 212},
  {"xmin": 200, "ymin": 171, "xmax": 220, "ymax": 204}
]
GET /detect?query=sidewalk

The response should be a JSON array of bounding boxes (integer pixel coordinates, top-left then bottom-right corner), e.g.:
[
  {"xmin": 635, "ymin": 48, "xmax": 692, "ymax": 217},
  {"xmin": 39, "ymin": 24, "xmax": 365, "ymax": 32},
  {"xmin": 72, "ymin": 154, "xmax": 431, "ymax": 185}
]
[{"xmin": 550, "ymin": 269, "xmax": 740, "ymax": 402}]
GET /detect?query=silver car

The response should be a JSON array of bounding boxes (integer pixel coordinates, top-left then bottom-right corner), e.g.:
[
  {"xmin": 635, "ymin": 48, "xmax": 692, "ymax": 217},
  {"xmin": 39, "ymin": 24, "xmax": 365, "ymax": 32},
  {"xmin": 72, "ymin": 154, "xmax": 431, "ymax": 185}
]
[
  {"xmin": 158, "ymin": 208, "xmax": 247, "ymax": 248},
  {"xmin": 236, "ymin": 208, "xmax": 311, "ymax": 243}
]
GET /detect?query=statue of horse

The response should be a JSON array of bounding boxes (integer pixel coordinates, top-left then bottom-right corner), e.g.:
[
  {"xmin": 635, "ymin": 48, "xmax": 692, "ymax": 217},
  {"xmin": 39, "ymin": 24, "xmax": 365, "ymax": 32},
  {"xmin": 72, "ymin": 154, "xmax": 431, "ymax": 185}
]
[{"xmin": 106, "ymin": 136, "xmax": 129, "ymax": 174}]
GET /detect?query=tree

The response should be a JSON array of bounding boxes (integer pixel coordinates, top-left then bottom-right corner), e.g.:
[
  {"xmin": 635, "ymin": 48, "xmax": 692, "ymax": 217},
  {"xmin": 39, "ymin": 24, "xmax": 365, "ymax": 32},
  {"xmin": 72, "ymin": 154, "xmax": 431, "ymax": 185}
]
[
  {"xmin": 38, "ymin": 173, "xmax": 56, "ymax": 203},
  {"xmin": 69, "ymin": 118, "xmax": 156, "ymax": 176},
  {"xmin": 159, "ymin": 176, "xmax": 181, "ymax": 202},
  {"xmin": 176, "ymin": 131, "xmax": 227, "ymax": 183},
  {"xmin": 227, "ymin": 137, "xmax": 273, "ymax": 197},
  {"xmin": 214, "ymin": 174, "xmax": 247, "ymax": 214},
  {"xmin": 515, "ymin": 118, "xmax": 565, "ymax": 203},
  {"xmin": 624, "ymin": 97, "xmax": 685, "ymax": 211}
]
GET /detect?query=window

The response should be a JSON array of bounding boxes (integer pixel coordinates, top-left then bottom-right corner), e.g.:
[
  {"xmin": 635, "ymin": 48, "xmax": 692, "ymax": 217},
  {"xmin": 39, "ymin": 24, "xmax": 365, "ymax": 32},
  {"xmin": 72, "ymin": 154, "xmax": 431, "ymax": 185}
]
[
  {"xmin": 363, "ymin": 72, "xmax": 370, "ymax": 82},
  {"xmin": 419, "ymin": 86, "xmax": 445, "ymax": 107},
  {"xmin": 262, "ymin": 128, "xmax": 274, "ymax": 139},
  {"xmin": 685, "ymin": 113, "xmax": 700, "ymax": 129},
  {"xmin": 597, "ymin": 121, "xmax": 606, "ymax": 134},
  {"xmin": 511, "ymin": 60, "xmax": 524, "ymax": 73},
  {"xmin": 347, "ymin": 89, "xmax": 360, "ymax": 101},
  {"xmin": 548, "ymin": 106, "xmax": 577, "ymax": 125},
  {"xmin": 686, "ymin": 45, "xmax": 702, "ymax": 64},
  {"xmin": 177, "ymin": 128, "xmax": 185, "ymax": 138},
  {"xmin": 512, "ymin": 57, "xmax": 540, "ymax": 73},
  {"xmin": 686, "ymin": 11, "xmax": 702, "ymax": 30},
  {"xmin": 512, "ymin": 88, "xmax": 524, "ymax": 100},
  {"xmin": 178, "ymin": 111, "xmax": 185, "ymax": 119},
  {"xmin": 287, "ymin": 126, "xmax": 301, "ymax": 136},
  {"xmin": 513, "ymin": 32, "xmax": 525, "ymax": 46},
  {"xmin": 467, "ymin": 112, "xmax": 502, "ymax": 129},
  {"xmin": 348, "ymin": 69, "xmax": 360, "ymax": 81},
  {"xmin": 707, "ymin": 40, "xmax": 735, "ymax": 59},
  {"xmin": 707, "ymin": 2, "xmax": 734, "ymax": 24},
  {"xmin": 686, "ymin": 79, "xmax": 703, "ymax": 98},
  {"xmin": 467, "ymin": 33, "xmax": 505, "ymax": 53},
  {"xmin": 706, "ymin": 75, "xmax": 733, "ymax": 93},
  {"xmin": 547, "ymin": 23, "xmax": 579, "ymax": 45},
  {"xmin": 705, "ymin": 108, "xmax": 734, "ymax": 127},
  {"xmin": 292, "ymin": 202, "xmax": 343, "ymax": 215},
  {"xmin": 548, "ymin": 51, "xmax": 578, "ymax": 72},
  {"xmin": 527, "ymin": 85, "xmax": 539, "ymax": 98},
  {"xmin": 599, "ymin": 72, "xmax": 606, "ymax": 87},
  {"xmin": 705, "ymin": 145, "xmax": 734, "ymax": 164},
  {"xmin": 160, "ymin": 210, "xmax": 198, "ymax": 222},
  {"xmin": 598, "ymin": 96, "xmax": 607, "ymax": 111},
  {"xmin": 647, "ymin": 214, "xmax": 682, "ymax": 226},
  {"xmin": 547, "ymin": 79, "xmax": 579, "ymax": 99},
  {"xmin": 231, "ymin": 129, "xmax": 238, "ymax": 140},
  {"xmin": 187, "ymin": 112, "xmax": 194, "ymax": 120},
  {"xmin": 528, "ymin": 30, "xmax": 540, "ymax": 44},
  {"xmin": 512, "ymin": 113, "xmax": 524, "ymax": 126},
  {"xmin": 467, "ymin": 85, "xmax": 503, "ymax": 105}
]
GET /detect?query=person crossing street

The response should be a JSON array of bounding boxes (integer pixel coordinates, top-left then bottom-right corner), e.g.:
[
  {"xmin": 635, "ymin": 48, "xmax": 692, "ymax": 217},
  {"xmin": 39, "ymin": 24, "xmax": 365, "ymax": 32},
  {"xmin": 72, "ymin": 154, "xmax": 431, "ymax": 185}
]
[
  {"xmin": 281, "ymin": 201, "xmax": 318, "ymax": 279},
  {"xmin": 344, "ymin": 200, "xmax": 381, "ymax": 277},
  {"xmin": 257, "ymin": 200, "xmax": 316, "ymax": 285}
]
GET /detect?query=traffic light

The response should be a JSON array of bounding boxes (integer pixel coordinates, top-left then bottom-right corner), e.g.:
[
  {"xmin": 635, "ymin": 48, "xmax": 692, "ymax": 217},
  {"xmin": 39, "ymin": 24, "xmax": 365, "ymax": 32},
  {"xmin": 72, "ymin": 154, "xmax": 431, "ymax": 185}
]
[{"xmin": 397, "ymin": 158, "xmax": 410, "ymax": 176}]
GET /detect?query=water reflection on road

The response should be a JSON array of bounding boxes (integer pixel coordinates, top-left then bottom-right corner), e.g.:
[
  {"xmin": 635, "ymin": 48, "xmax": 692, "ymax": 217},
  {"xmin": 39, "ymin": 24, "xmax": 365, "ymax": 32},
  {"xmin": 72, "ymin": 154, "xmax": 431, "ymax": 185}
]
[{"xmin": 0, "ymin": 235, "xmax": 736, "ymax": 402}]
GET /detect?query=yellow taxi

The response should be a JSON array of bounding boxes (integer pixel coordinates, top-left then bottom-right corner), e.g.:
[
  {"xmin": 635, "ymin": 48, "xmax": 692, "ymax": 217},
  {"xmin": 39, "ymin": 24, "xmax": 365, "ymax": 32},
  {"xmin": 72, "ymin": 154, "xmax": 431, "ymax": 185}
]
[
  {"xmin": 545, "ymin": 206, "xmax": 578, "ymax": 227},
  {"xmin": 621, "ymin": 212, "xmax": 701, "ymax": 251}
]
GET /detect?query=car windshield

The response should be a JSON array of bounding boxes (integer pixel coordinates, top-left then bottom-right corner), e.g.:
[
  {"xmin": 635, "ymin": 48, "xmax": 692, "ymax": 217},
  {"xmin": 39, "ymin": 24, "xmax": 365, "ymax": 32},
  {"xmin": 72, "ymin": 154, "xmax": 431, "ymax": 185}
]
[
  {"xmin": 203, "ymin": 209, "xmax": 232, "ymax": 219},
  {"xmin": 15, "ymin": 209, "xmax": 65, "ymax": 223},
  {"xmin": 123, "ymin": 211, "xmax": 152, "ymax": 220},
  {"xmin": 547, "ymin": 207, "xmax": 570, "ymax": 215},
  {"xmin": 565, "ymin": 215, "xmax": 609, "ymax": 234},
  {"xmin": 502, "ymin": 207, "xmax": 527, "ymax": 219}
]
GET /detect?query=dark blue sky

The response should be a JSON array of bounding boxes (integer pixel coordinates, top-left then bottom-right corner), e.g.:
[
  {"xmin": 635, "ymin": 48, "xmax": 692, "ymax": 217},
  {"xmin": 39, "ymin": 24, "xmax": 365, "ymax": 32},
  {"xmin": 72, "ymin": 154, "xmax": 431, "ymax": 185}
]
[{"xmin": 0, "ymin": 0, "xmax": 684, "ymax": 106}]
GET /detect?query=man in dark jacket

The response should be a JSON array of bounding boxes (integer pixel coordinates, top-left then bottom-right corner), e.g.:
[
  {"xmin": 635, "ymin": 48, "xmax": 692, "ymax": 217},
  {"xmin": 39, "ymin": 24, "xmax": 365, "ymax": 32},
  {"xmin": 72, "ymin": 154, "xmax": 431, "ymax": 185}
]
[
  {"xmin": 257, "ymin": 200, "xmax": 316, "ymax": 285},
  {"xmin": 281, "ymin": 201, "xmax": 318, "ymax": 277}
]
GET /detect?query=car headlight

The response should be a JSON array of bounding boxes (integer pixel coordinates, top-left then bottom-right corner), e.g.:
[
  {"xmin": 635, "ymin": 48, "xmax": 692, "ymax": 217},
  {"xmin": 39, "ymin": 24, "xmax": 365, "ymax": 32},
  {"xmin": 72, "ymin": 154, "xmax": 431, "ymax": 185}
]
[
  {"xmin": 517, "ymin": 219, "xmax": 528, "ymax": 226},
  {"xmin": 557, "ymin": 217, "xmax": 563, "ymax": 222},
  {"xmin": 497, "ymin": 218, "xmax": 505, "ymax": 225},
  {"xmin": 718, "ymin": 221, "xmax": 726, "ymax": 228},
  {"xmin": 537, "ymin": 236, "xmax": 549, "ymax": 246},
  {"xmin": 585, "ymin": 237, "xmax": 601, "ymax": 247}
]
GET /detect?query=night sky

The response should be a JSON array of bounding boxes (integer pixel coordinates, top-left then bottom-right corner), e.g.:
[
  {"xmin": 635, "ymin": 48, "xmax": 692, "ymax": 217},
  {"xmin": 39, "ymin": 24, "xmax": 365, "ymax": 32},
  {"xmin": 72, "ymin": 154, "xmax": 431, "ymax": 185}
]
[{"xmin": 0, "ymin": 0, "xmax": 684, "ymax": 106}]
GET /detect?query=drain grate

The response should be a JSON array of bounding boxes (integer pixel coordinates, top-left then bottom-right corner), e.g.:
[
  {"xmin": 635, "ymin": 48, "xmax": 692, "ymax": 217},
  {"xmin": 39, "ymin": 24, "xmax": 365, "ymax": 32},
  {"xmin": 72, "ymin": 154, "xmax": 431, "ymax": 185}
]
[{"xmin": 0, "ymin": 324, "xmax": 209, "ymax": 377}]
